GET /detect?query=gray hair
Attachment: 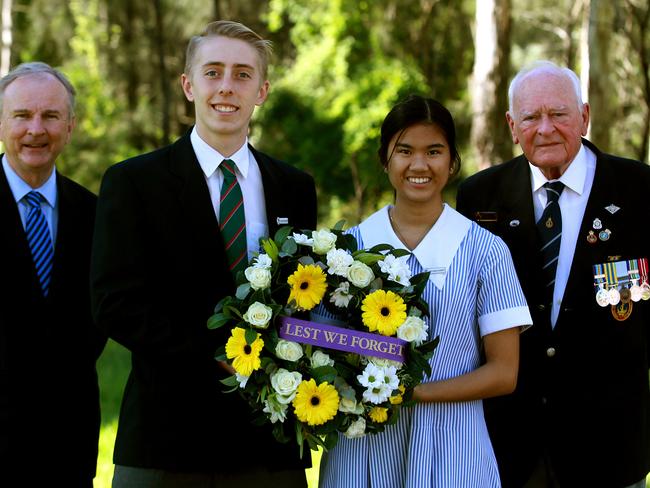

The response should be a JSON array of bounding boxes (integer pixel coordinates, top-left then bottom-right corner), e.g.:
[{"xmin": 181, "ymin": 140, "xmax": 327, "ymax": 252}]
[
  {"xmin": 184, "ymin": 20, "xmax": 273, "ymax": 81},
  {"xmin": 0, "ymin": 62, "xmax": 76, "ymax": 117},
  {"xmin": 508, "ymin": 60, "xmax": 583, "ymax": 114}
]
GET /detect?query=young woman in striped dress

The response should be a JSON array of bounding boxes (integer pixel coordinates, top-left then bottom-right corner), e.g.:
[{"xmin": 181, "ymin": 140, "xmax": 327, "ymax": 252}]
[{"xmin": 318, "ymin": 95, "xmax": 532, "ymax": 487}]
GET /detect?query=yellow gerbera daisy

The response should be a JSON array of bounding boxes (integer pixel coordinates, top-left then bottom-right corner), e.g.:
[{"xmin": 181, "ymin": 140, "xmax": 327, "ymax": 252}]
[
  {"xmin": 361, "ymin": 290, "xmax": 407, "ymax": 336},
  {"xmin": 292, "ymin": 379, "xmax": 339, "ymax": 426},
  {"xmin": 287, "ymin": 264, "xmax": 327, "ymax": 310},
  {"xmin": 369, "ymin": 406, "xmax": 388, "ymax": 423},
  {"xmin": 225, "ymin": 327, "xmax": 264, "ymax": 376}
]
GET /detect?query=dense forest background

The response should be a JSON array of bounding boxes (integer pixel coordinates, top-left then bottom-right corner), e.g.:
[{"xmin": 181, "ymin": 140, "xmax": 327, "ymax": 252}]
[{"xmin": 3, "ymin": 0, "xmax": 649, "ymax": 225}]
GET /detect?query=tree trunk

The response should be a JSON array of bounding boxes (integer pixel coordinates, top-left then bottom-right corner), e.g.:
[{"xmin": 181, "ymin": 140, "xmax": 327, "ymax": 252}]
[
  {"xmin": 152, "ymin": 0, "xmax": 171, "ymax": 145},
  {"xmin": 470, "ymin": 0, "xmax": 512, "ymax": 170},
  {"xmin": 1, "ymin": 0, "xmax": 12, "ymax": 76},
  {"xmin": 585, "ymin": 0, "xmax": 614, "ymax": 152}
]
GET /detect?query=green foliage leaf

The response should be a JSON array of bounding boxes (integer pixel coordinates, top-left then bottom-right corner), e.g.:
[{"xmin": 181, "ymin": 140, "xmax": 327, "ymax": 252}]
[
  {"xmin": 245, "ymin": 328, "xmax": 258, "ymax": 345},
  {"xmin": 332, "ymin": 220, "xmax": 346, "ymax": 231},
  {"xmin": 311, "ymin": 365, "xmax": 338, "ymax": 384},
  {"xmin": 220, "ymin": 375, "xmax": 239, "ymax": 387},
  {"xmin": 352, "ymin": 252, "xmax": 383, "ymax": 265},
  {"xmin": 274, "ymin": 225, "xmax": 294, "ymax": 246},
  {"xmin": 206, "ymin": 313, "xmax": 230, "ymax": 330},
  {"xmin": 262, "ymin": 238, "xmax": 280, "ymax": 261},
  {"xmin": 235, "ymin": 283, "xmax": 252, "ymax": 300},
  {"xmin": 281, "ymin": 238, "xmax": 298, "ymax": 255}
]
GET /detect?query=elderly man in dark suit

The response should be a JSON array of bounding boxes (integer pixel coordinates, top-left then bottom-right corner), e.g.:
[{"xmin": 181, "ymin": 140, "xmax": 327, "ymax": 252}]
[
  {"xmin": 91, "ymin": 21, "xmax": 317, "ymax": 487},
  {"xmin": 0, "ymin": 62, "xmax": 104, "ymax": 486},
  {"xmin": 456, "ymin": 60, "xmax": 650, "ymax": 488}
]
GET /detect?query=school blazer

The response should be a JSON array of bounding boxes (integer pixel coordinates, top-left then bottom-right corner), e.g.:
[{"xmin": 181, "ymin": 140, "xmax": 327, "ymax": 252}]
[
  {"xmin": 456, "ymin": 139, "xmax": 650, "ymax": 488},
  {"xmin": 91, "ymin": 131, "xmax": 317, "ymax": 472}
]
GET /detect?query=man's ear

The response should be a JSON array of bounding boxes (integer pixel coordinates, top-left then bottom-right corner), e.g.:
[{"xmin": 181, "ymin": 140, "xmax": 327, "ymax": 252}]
[
  {"xmin": 256, "ymin": 80, "xmax": 270, "ymax": 106},
  {"xmin": 181, "ymin": 73, "xmax": 194, "ymax": 102},
  {"xmin": 506, "ymin": 112, "xmax": 519, "ymax": 144}
]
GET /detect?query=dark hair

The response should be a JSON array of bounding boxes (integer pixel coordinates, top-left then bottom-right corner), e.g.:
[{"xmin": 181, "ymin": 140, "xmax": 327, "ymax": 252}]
[{"xmin": 379, "ymin": 95, "xmax": 461, "ymax": 178}]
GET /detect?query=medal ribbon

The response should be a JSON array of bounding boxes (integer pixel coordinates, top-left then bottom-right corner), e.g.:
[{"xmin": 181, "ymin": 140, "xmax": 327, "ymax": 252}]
[
  {"xmin": 627, "ymin": 259, "xmax": 640, "ymax": 282},
  {"xmin": 639, "ymin": 258, "xmax": 649, "ymax": 284},
  {"xmin": 592, "ymin": 263, "xmax": 606, "ymax": 292},
  {"xmin": 604, "ymin": 261, "xmax": 618, "ymax": 290}
]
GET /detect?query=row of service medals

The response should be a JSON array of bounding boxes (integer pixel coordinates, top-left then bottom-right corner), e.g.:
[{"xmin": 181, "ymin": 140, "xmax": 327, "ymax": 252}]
[{"xmin": 593, "ymin": 258, "xmax": 650, "ymax": 321}]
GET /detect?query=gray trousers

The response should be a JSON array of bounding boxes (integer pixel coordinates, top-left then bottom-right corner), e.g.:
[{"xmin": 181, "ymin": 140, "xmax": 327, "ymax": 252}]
[{"xmin": 112, "ymin": 465, "xmax": 307, "ymax": 488}]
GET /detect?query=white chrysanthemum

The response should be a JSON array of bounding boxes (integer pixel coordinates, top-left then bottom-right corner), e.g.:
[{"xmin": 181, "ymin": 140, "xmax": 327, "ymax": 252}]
[
  {"xmin": 252, "ymin": 253, "xmax": 272, "ymax": 269},
  {"xmin": 357, "ymin": 363, "xmax": 384, "ymax": 388},
  {"xmin": 330, "ymin": 281, "xmax": 352, "ymax": 308},
  {"xmin": 326, "ymin": 248, "xmax": 354, "ymax": 277},
  {"xmin": 380, "ymin": 365, "xmax": 400, "ymax": 391},
  {"xmin": 290, "ymin": 233, "xmax": 314, "ymax": 246},
  {"xmin": 362, "ymin": 382, "xmax": 392, "ymax": 404},
  {"xmin": 379, "ymin": 254, "xmax": 412, "ymax": 286}
]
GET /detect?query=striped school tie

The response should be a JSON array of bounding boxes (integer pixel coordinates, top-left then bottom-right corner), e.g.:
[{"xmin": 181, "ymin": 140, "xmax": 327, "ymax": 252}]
[
  {"xmin": 219, "ymin": 160, "xmax": 247, "ymax": 275},
  {"xmin": 537, "ymin": 181, "xmax": 565, "ymax": 302},
  {"xmin": 24, "ymin": 191, "xmax": 54, "ymax": 296}
]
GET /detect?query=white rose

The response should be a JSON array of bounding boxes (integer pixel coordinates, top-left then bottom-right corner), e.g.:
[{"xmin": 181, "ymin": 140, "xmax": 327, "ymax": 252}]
[
  {"xmin": 275, "ymin": 339, "xmax": 304, "ymax": 362},
  {"xmin": 326, "ymin": 248, "xmax": 354, "ymax": 277},
  {"xmin": 270, "ymin": 368, "xmax": 302, "ymax": 402},
  {"xmin": 291, "ymin": 233, "xmax": 314, "ymax": 246},
  {"xmin": 312, "ymin": 229, "xmax": 338, "ymax": 255},
  {"xmin": 244, "ymin": 267, "xmax": 272, "ymax": 290},
  {"xmin": 243, "ymin": 301, "xmax": 273, "ymax": 329},
  {"xmin": 347, "ymin": 261, "xmax": 375, "ymax": 288},
  {"xmin": 311, "ymin": 350, "xmax": 335, "ymax": 369},
  {"xmin": 263, "ymin": 395, "xmax": 289, "ymax": 423},
  {"xmin": 343, "ymin": 417, "xmax": 366, "ymax": 439},
  {"xmin": 396, "ymin": 316, "xmax": 428, "ymax": 345},
  {"xmin": 330, "ymin": 281, "xmax": 352, "ymax": 308},
  {"xmin": 253, "ymin": 253, "xmax": 272, "ymax": 269}
]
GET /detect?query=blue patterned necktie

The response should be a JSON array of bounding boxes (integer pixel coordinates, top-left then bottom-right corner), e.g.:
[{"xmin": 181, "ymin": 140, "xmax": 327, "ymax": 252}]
[
  {"xmin": 24, "ymin": 191, "xmax": 54, "ymax": 296},
  {"xmin": 219, "ymin": 160, "xmax": 247, "ymax": 275},
  {"xmin": 537, "ymin": 181, "xmax": 565, "ymax": 302}
]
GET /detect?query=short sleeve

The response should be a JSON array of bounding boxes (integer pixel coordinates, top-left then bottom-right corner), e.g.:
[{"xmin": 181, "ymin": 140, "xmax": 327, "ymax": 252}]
[{"xmin": 476, "ymin": 234, "xmax": 532, "ymax": 336}]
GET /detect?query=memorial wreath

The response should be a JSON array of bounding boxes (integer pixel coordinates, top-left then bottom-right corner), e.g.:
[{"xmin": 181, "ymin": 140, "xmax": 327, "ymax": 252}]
[{"xmin": 207, "ymin": 224, "xmax": 439, "ymax": 455}]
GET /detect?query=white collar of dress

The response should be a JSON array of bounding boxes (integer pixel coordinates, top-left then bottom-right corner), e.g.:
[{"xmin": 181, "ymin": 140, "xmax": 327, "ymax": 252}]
[{"xmin": 359, "ymin": 203, "xmax": 472, "ymax": 290}]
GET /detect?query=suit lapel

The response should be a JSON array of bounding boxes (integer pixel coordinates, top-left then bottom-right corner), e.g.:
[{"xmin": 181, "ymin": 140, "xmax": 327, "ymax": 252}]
[
  {"xmin": 168, "ymin": 133, "xmax": 229, "ymax": 283},
  {"xmin": 251, "ymin": 145, "xmax": 284, "ymax": 237}
]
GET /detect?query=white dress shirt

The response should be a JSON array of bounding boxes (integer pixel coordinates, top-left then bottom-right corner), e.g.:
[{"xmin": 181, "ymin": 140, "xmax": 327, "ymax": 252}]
[
  {"xmin": 190, "ymin": 127, "xmax": 268, "ymax": 260},
  {"xmin": 2, "ymin": 155, "xmax": 58, "ymax": 243},
  {"xmin": 529, "ymin": 144, "xmax": 597, "ymax": 327}
]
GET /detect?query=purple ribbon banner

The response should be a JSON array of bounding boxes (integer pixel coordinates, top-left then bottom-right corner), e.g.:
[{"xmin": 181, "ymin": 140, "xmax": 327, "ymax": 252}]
[{"xmin": 278, "ymin": 316, "xmax": 407, "ymax": 363}]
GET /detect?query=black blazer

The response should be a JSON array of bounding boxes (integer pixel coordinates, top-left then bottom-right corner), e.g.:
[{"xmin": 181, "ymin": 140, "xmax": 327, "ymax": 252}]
[
  {"xmin": 0, "ymin": 161, "xmax": 103, "ymax": 484},
  {"xmin": 90, "ymin": 132, "xmax": 317, "ymax": 472},
  {"xmin": 456, "ymin": 139, "xmax": 650, "ymax": 487}
]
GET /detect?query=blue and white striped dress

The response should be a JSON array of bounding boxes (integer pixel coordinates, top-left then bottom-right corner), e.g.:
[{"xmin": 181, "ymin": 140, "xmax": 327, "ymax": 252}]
[{"xmin": 319, "ymin": 204, "xmax": 532, "ymax": 488}]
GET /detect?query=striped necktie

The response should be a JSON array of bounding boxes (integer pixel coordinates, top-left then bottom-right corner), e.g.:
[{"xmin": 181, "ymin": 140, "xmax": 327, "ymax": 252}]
[
  {"xmin": 537, "ymin": 181, "xmax": 565, "ymax": 302},
  {"xmin": 219, "ymin": 159, "xmax": 247, "ymax": 275},
  {"xmin": 24, "ymin": 191, "xmax": 54, "ymax": 296}
]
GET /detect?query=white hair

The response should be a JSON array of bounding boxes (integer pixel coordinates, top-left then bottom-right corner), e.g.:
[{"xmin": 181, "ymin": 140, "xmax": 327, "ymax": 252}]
[{"xmin": 508, "ymin": 60, "xmax": 583, "ymax": 114}]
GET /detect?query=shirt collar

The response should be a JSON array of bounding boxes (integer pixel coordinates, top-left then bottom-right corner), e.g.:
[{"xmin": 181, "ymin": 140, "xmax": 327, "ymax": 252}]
[
  {"xmin": 2, "ymin": 155, "xmax": 57, "ymax": 207},
  {"xmin": 359, "ymin": 203, "xmax": 471, "ymax": 289},
  {"xmin": 529, "ymin": 143, "xmax": 587, "ymax": 195},
  {"xmin": 190, "ymin": 127, "xmax": 250, "ymax": 179}
]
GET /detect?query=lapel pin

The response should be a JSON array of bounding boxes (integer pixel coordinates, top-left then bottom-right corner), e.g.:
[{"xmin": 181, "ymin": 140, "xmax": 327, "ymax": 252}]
[
  {"xmin": 509, "ymin": 219, "xmax": 520, "ymax": 227},
  {"xmin": 587, "ymin": 231, "xmax": 597, "ymax": 244},
  {"xmin": 592, "ymin": 218, "xmax": 602, "ymax": 230},
  {"xmin": 605, "ymin": 204, "xmax": 620, "ymax": 214},
  {"xmin": 277, "ymin": 217, "xmax": 289, "ymax": 225},
  {"xmin": 599, "ymin": 229, "xmax": 611, "ymax": 241}
]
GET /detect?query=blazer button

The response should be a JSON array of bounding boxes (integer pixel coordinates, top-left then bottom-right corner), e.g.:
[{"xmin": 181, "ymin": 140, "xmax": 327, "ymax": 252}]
[
  {"xmin": 537, "ymin": 304, "xmax": 546, "ymax": 311},
  {"xmin": 546, "ymin": 347, "xmax": 556, "ymax": 357}
]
